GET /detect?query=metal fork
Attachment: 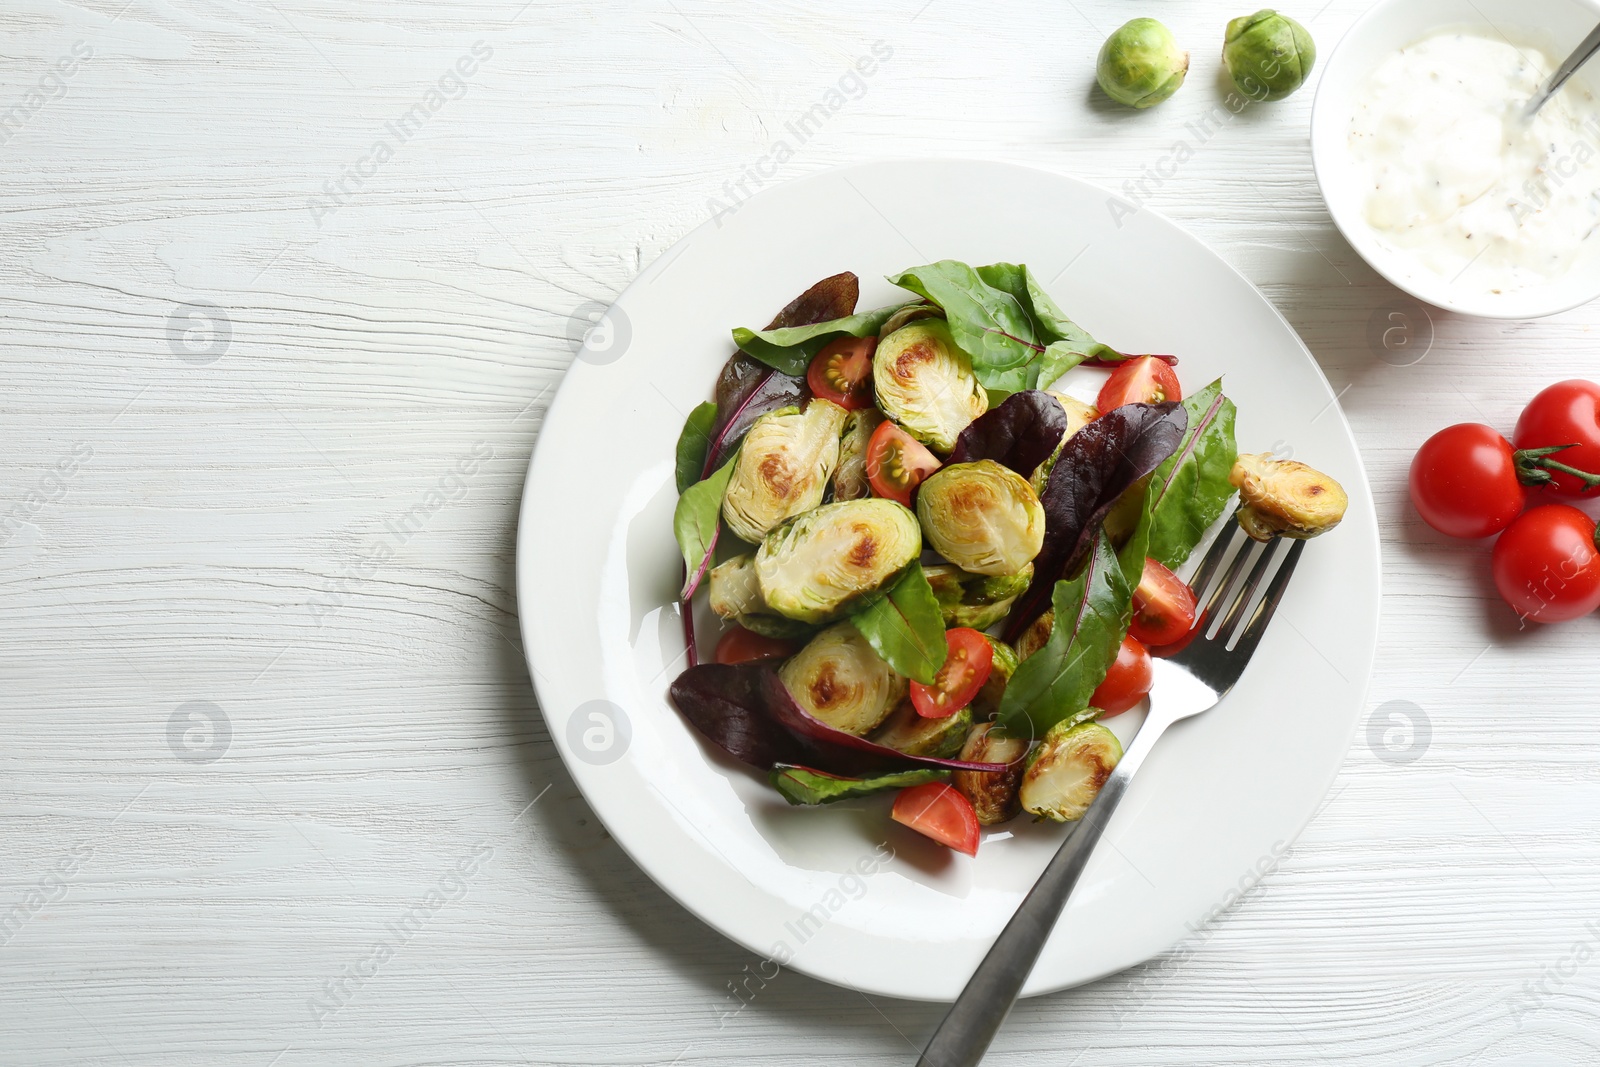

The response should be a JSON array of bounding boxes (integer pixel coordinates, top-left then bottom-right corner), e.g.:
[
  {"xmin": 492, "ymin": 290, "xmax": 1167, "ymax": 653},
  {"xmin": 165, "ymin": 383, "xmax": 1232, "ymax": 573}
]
[{"xmin": 916, "ymin": 520, "xmax": 1307, "ymax": 1067}]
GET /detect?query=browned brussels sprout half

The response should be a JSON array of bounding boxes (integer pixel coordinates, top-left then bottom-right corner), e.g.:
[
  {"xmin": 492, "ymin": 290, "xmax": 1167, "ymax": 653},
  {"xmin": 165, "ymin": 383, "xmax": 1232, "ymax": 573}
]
[
  {"xmin": 952, "ymin": 723, "xmax": 1030, "ymax": 825},
  {"xmin": 872, "ymin": 700, "xmax": 973, "ymax": 759},
  {"xmin": 756, "ymin": 498, "xmax": 921, "ymax": 624},
  {"xmin": 1230, "ymin": 453, "xmax": 1348, "ymax": 541},
  {"xmin": 777, "ymin": 622, "xmax": 908, "ymax": 736},
  {"xmin": 1020, "ymin": 721, "xmax": 1122, "ymax": 822},
  {"xmin": 722, "ymin": 399, "xmax": 849, "ymax": 544},
  {"xmin": 917, "ymin": 460, "xmax": 1046, "ymax": 576},
  {"xmin": 873, "ymin": 319, "xmax": 988, "ymax": 453}
]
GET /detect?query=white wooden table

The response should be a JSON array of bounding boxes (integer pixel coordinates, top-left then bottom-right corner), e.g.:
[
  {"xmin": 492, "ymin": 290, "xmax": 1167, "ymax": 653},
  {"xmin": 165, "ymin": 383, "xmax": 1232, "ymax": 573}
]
[{"xmin": 6, "ymin": 1, "xmax": 1600, "ymax": 1063}]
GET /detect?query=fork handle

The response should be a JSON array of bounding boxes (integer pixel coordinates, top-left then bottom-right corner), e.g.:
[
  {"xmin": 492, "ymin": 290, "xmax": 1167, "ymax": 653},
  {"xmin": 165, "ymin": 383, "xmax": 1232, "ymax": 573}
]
[{"xmin": 915, "ymin": 715, "xmax": 1169, "ymax": 1067}]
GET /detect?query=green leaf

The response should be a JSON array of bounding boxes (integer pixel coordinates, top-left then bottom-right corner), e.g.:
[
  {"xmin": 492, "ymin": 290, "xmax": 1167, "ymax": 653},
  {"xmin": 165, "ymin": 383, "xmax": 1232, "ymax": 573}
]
[
  {"xmin": 987, "ymin": 264, "xmax": 1122, "ymax": 389},
  {"xmin": 732, "ymin": 305, "xmax": 905, "ymax": 376},
  {"xmin": 674, "ymin": 452, "xmax": 737, "ymax": 598},
  {"xmin": 888, "ymin": 261, "xmax": 1125, "ymax": 399},
  {"xmin": 1145, "ymin": 379, "xmax": 1238, "ymax": 569},
  {"xmin": 891, "ymin": 261, "xmax": 1042, "ymax": 396},
  {"xmin": 996, "ymin": 536, "xmax": 1134, "ymax": 734},
  {"xmin": 674, "ymin": 401, "xmax": 718, "ymax": 493},
  {"xmin": 849, "ymin": 563, "xmax": 949, "ymax": 685}
]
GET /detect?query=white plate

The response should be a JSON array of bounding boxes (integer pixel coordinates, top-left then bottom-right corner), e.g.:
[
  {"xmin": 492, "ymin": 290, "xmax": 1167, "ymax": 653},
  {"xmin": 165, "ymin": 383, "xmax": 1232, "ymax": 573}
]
[{"xmin": 516, "ymin": 159, "xmax": 1380, "ymax": 1001}]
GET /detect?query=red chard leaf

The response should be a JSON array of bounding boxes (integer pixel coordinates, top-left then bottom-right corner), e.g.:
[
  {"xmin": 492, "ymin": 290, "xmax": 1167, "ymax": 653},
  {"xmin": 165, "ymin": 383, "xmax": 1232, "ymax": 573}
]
[
  {"xmin": 948, "ymin": 390, "xmax": 1069, "ymax": 476},
  {"xmin": 1002, "ymin": 401, "xmax": 1188, "ymax": 642}
]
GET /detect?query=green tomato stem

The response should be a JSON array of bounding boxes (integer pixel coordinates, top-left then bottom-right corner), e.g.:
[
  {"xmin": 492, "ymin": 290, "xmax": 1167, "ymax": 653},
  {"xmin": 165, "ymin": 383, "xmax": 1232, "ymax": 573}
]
[{"xmin": 1514, "ymin": 443, "xmax": 1600, "ymax": 492}]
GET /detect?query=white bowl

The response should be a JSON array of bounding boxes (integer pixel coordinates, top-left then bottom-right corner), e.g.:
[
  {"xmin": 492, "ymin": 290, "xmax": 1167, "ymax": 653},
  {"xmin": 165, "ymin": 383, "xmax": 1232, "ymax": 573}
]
[{"xmin": 1311, "ymin": 0, "xmax": 1600, "ymax": 319}]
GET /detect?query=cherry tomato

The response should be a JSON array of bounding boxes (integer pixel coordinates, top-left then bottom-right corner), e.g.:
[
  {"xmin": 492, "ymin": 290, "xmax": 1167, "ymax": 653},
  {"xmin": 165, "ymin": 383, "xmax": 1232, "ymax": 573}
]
[
  {"xmin": 1490, "ymin": 505, "xmax": 1600, "ymax": 624},
  {"xmin": 714, "ymin": 626, "xmax": 800, "ymax": 665},
  {"xmin": 1129, "ymin": 558, "xmax": 1198, "ymax": 647},
  {"xmin": 1096, "ymin": 355, "xmax": 1182, "ymax": 413},
  {"xmin": 806, "ymin": 336, "xmax": 876, "ymax": 411},
  {"xmin": 1409, "ymin": 423, "xmax": 1528, "ymax": 538},
  {"xmin": 891, "ymin": 782, "xmax": 980, "ymax": 856},
  {"xmin": 1512, "ymin": 380, "xmax": 1600, "ymax": 497},
  {"xmin": 1090, "ymin": 636, "xmax": 1153, "ymax": 717},
  {"xmin": 865, "ymin": 419, "xmax": 941, "ymax": 507},
  {"xmin": 910, "ymin": 628, "xmax": 994, "ymax": 718}
]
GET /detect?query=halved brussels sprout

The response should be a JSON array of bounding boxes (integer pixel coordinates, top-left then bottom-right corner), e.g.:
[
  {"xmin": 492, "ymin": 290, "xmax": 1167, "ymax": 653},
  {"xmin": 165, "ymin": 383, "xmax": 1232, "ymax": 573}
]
[
  {"xmin": 722, "ymin": 399, "xmax": 850, "ymax": 544},
  {"xmin": 924, "ymin": 563, "xmax": 1033, "ymax": 631},
  {"xmin": 879, "ymin": 302, "xmax": 946, "ymax": 337},
  {"xmin": 1229, "ymin": 453, "xmax": 1348, "ymax": 541},
  {"xmin": 833, "ymin": 408, "xmax": 884, "ymax": 502},
  {"xmin": 970, "ymin": 636, "xmax": 1020, "ymax": 721},
  {"xmin": 872, "ymin": 699, "xmax": 973, "ymax": 759},
  {"xmin": 1031, "ymin": 393, "xmax": 1100, "ymax": 494},
  {"xmin": 1020, "ymin": 720, "xmax": 1122, "ymax": 822},
  {"xmin": 707, "ymin": 553, "xmax": 814, "ymax": 639},
  {"xmin": 756, "ymin": 498, "xmax": 922, "ymax": 624},
  {"xmin": 917, "ymin": 460, "xmax": 1046, "ymax": 576},
  {"xmin": 1015, "ymin": 610, "xmax": 1053, "ymax": 661},
  {"xmin": 952, "ymin": 723, "xmax": 1029, "ymax": 825},
  {"xmin": 777, "ymin": 622, "xmax": 908, "ymax": 736},
  {"xmin": 873, "ymin": 320, "xmax": 988, "ymax": 453}
]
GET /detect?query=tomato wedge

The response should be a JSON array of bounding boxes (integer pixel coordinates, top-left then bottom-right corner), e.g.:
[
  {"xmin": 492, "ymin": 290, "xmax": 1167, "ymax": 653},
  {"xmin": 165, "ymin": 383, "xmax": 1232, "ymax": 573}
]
[
  {"xmin": 1129, "ymin": 557, "xmax": 1198, "ymax": 647},
  {"xmin": 865, "ymin": 419, "xmax": 941, "ymax": 507},
  {"xmin": 806, "ymin": 336, "xmax": 876, "ymax": 410},
  {"xmin": 1089, "ymin": 635, "xmax": 1153, "ymax": 717},
  {"xmin": 910, "ymin": 628, "xmax": 994, "ymax": 718},
  {"xmin": 714, "ymin": 626, "xmax": 800, "ymax": 665},
  {"xmin": 1097, "ymin": 355, "xmax": 1182, "ymax": 413},
  {"xmin": 891, "ymin": 782, "xmax": 980, "ymax": 856}
]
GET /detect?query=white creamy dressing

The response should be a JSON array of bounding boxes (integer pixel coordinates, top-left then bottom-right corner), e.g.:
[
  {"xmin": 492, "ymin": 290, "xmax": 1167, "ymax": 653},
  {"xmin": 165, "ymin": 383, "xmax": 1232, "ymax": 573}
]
[{"xmin": 1348, "ymin": 31, "xmax": 1600, "ymax": 296}]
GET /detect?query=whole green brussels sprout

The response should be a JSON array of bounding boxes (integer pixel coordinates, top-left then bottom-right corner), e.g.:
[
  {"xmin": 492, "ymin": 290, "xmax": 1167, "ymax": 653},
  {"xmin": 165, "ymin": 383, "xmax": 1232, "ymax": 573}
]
[
  {"xmin": 1096, "ymin": 18, "xmax": 1189, "ymax": 109},
  {"xmin": 1222, "ymin": 10, "xmax": 1315, "ymax": 102}
]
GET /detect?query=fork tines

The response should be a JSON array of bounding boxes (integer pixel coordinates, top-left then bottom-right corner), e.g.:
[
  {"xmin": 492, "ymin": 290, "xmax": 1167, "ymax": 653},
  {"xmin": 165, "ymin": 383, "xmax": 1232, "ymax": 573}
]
[{"xmin": 1184, "ymin": 518, "xmax": 1306, "ymax": 657}]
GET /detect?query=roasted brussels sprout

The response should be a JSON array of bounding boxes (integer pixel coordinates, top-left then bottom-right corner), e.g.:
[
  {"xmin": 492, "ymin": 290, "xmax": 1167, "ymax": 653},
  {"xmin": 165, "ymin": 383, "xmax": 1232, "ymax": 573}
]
[
  {"xmin": 1031, "ymin": 393, "xmax": 1100, "ymax": 494},
  {"xmin": 917, "ymin": 460, "xmax": 1046, "ymax": 577},
  {"xmin": 778, "ymin": 622, "xmax": 908, "ymax": 735},
  {"xmin": 952, "ymin": 723, "xmax": 1029, "ymax": 825},
  {"xmin": 879, "ymin": 303, "xmax": 946, "ymax": 337},
  {"xmin": 1096, "ymin": 18, "xmax": 1189, "ymax": 109},
  {"xmin": 1223, "ymin": 10, "xmax": 1315, "ymax": 102},
  {"xmin": 970, "ymin": 636, "xmax": 1020, "ymax": 721},
  {"xmin": 833, "ymin": 408, "xmax": 884, "ymax": 502},
  {"xmin": 707, "ymin": 553, "xmax": 814, "ymax": 639},
  {"xmin": 924, "ymin": 563, "xmax": 1033, "ymax": 631},
  {"xmin": 1020, "ymin": 720, "xmax": 1122, "ymax": 822},
  {"xmin": 756, "ymin": 498, "xmax": 922, "ymax": 624},
  {"xmin": 872, "ymin": 700, "xmax": 973, "ymax": 759},
  {"xmin": 722, "ymin": 399, "xmax": 849, "ymax": 544},
  {"xmin": 1230, "ymin": 453, "xmax": 1348, "ymax": 541},
  {"xmin": 771, "ymin": 765, "xmax": 946, "ymax": 806},
  {"xmin": 1015, "ymin": 610, "xmax": 1053, "ymax": 661},
  {"xmin": 873, "ymin": 320, "xmax": 988, "ymax": 453}
]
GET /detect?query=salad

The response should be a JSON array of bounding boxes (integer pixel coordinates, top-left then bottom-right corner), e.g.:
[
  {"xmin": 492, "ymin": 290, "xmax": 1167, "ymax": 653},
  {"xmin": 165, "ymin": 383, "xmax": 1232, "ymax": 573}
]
[{"xmin": 667, "ymin": 262, "xmax": 1347, "ymax": 856}]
